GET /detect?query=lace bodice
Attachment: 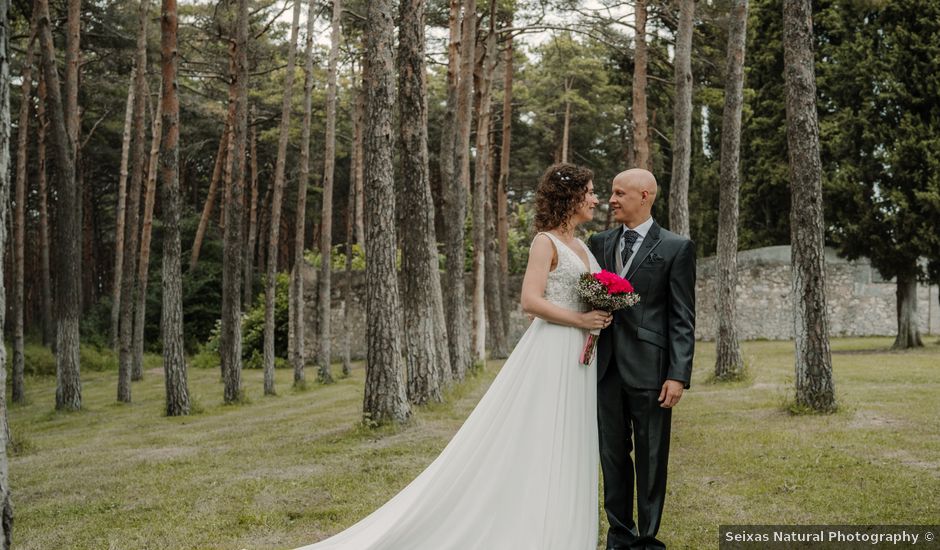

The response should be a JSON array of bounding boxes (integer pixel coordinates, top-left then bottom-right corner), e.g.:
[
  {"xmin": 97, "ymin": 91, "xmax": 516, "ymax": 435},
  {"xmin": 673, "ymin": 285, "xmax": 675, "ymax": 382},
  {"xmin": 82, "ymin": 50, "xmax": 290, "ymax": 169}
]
[{"xmin": 537, "ymin": 232, "xmax": 601, "ymax": 311}]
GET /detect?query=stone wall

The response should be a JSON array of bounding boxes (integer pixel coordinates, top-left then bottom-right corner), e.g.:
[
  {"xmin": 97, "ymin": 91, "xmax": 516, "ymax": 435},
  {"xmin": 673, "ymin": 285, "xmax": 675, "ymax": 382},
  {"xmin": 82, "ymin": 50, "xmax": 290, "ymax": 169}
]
[
  {"xmin": 695, "ymin": 246, "xmax": 939, "ymax": 341},
  {"xmin": 291, "ymin": 245, "xmax": 940, "ymax": 360}
]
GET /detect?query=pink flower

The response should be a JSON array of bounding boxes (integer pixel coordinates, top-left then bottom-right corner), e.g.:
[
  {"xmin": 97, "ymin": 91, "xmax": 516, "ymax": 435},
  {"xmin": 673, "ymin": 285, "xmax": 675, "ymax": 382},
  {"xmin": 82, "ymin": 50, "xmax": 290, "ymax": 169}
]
[{"xmin": 593, "ymin": 270, "xmax": 634, "ymax": 294}]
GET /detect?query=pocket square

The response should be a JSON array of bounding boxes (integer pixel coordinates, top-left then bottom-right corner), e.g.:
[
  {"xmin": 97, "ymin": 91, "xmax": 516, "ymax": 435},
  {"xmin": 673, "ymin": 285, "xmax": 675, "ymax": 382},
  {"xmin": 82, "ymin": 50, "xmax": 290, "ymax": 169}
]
[{"xmin": 648, "ymin": 252, "xmax": 665, "ymax": 263}]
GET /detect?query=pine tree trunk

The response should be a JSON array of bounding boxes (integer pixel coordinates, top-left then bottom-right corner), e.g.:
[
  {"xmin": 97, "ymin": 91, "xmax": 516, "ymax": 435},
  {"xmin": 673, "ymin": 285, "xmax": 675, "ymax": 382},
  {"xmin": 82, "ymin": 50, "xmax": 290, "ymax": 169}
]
[
  {"xmin": 37, "ymin": 72, "xmax": 54, "ymax": 348},
  {"xmin": 190, "ymin": 100, "xmax": 233, "ymax": 270},
  {"xmin": 118, "ymin": 0, "xmax": 151, "ymax": 403},
  {"xmin": 484, "ymin": 131, "xmax": 507, "ymax": 358},
  {"xmin": 444, "ymin": 0, "xmax": 476, "ymax": 380},
  {"xmin": 783, "ymin": 0, "xmax": 835, "ymax": 412},
  {"xmin": 497, "ymin": 26, "xmax": 512, "ymax": 343},
  {"xmin": 439, "ymin": 0, "xmax": 461, "ymax": 377},
  {"xmin": 218, "ymin": 48, "xmax": 241, "ymax": 234},
  {"xmin": 669, "ymin": 0, "xmax": 694, "ymax": 237},
  {"xmin": 132, "ymin": 82, "xmax": 163, "ymax": 380},
  {"xmin": 632, "ymin": 0, "xmax": 651, "ymax": 170},
  {"xmin": 12, "ymin": 23, "xmax": 38, "ymax": 404},
  {"xmin": 221, "ymin": 0, "xmax": 249, "ymax": 404},
  {"xmin": 342, "ymin": 137, "xmax": 354, "ymax": 378},
  {"xmin": 399, "ymin": 0, "xmax": 450, "ymax": 404},
  {"xmin": 112, "ymin": 68, "xmax": 137, "ymax": 349},
  {"xmin": 65, "ymin": 0, "xmax": 79, "ymax": 153},
  {"xmin": 471, "ymin": 20, "xmax": 496, "ymax": 364},
  {"xmin": 160, "ymin": 0, "xmax": 190, "ymax": 416},
  {"xmin": 342, "ymin": 61, "xmax": 360, "ymax": 379},
  {"xmin": 39, "ymin": 0, "xmax": 82, "ymax": 410},
  {"xmin": 561, "ymin": 96, "xmax": 570, "ymax": 163},
  {"xmin": 315, "ymin": 0, "xmax": 342, "ymax": 384},
  {"xmin": 291, "ymin": 1, "xmax": 317, "ymax": 387},
  {"xmin": 80, "ymin": 149, "xmax": 95, "ymax": 309},
  {"xmin": 243, "ymin": 113, "xmax": 260, "ymax": 306},
  {"xmin": 894, "ymin": 272, "xmax": 924, "ymax": 349},
  {"xmin": 1, "ymin": 0, "xmax": 15, "ymax": 537},
  {"xmin": 264, "ymin": 0, "xmax": 302, "ymax": 394},
  {"xmin": 352, "ymin": 80, "xmax": 366, "ymax": 248},
  {"xmin": 714, "ymin": 0, "xmax": 746, "ymax": 380},
  {"xmin": 363, "ymin": 0, "xmax": 410, "ymax": 425}
]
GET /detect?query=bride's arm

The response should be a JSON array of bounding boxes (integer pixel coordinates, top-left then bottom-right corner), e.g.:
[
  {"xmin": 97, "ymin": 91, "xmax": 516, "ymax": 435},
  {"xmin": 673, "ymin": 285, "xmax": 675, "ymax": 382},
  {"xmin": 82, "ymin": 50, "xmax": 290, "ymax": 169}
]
[{"xmin": 520, "ymin": 234, "xmax": 610, "ymax": 331}]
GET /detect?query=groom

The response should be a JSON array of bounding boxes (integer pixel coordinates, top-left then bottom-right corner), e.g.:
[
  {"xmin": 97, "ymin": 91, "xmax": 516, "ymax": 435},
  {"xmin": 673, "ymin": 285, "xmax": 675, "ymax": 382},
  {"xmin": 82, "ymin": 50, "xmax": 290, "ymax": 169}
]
[{"xmin": 588, "ymin": 169, "xmax": 696, "ymax": 550}]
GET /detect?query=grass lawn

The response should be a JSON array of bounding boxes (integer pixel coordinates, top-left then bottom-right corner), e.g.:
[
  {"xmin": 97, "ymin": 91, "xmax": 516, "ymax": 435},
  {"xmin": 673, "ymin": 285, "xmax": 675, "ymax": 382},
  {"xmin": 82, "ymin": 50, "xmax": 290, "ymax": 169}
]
[{"xmin": 8, "ymin": 337, "xmax": 940, "ymax": 549}]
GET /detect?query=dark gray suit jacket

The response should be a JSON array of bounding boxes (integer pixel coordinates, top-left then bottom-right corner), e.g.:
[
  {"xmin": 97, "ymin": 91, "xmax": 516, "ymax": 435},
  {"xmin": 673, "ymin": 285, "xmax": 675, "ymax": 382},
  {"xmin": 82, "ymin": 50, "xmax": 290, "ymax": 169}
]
[{"xmin": 587, "ymin": 221, "xmax": 696, "ymax": 390}]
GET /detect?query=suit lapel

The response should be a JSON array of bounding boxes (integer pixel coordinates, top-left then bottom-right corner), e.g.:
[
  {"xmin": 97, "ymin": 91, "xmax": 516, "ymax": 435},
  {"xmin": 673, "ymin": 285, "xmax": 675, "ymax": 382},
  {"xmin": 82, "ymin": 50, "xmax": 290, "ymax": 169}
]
[
  {"xmin": 625, "ymin": 222, "xmax": 663, "ymax": 280},
  {"xmin": 604, "ymin": 228, "xmax": 618, "ymax": 272}
]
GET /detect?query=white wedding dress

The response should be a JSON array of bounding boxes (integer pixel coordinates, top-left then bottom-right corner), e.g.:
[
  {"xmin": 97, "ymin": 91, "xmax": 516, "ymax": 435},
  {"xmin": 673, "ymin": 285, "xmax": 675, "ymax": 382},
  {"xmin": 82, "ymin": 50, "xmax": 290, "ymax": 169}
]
[{"xmin": 297, "ymin": 232, "xmax": 600, "ymax": 550}]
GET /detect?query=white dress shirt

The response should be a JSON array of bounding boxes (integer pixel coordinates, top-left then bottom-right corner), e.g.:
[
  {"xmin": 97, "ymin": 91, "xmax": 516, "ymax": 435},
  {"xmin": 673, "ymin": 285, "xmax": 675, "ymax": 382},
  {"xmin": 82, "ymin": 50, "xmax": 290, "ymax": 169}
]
[{"xmin": 618, "ymin": 216, "xmax": 654, "ymax": 275}]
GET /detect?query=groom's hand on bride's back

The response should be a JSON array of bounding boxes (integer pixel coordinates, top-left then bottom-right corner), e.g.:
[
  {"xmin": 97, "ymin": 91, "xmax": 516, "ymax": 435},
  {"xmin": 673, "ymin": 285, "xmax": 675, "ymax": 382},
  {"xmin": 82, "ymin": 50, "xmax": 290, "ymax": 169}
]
[{"xmin": 658, "ymin": 379, "xmax": 684, "ymax": 408}]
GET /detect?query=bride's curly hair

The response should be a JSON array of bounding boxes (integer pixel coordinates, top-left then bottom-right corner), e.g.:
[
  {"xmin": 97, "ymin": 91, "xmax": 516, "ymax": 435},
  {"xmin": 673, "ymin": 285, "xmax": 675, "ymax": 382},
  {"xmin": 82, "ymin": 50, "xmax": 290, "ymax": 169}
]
[{"xmin": 534, "ymin": 163, "xmax": 595, "ymax": 232}]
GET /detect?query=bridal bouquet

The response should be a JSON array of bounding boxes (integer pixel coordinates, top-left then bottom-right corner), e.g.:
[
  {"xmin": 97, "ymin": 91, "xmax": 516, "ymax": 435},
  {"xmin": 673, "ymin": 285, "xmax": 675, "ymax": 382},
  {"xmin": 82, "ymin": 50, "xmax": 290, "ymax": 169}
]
[{"xmin": 577, "ymin": 270, "xmax": 641, "ymax": 365}]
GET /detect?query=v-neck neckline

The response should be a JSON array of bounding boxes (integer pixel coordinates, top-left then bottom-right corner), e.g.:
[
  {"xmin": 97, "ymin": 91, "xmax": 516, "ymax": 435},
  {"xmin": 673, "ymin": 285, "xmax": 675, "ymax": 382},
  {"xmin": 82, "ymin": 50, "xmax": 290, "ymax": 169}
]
[{"xmin": 547, "ymin": 231, "xmax": 591, "ymax": 272}]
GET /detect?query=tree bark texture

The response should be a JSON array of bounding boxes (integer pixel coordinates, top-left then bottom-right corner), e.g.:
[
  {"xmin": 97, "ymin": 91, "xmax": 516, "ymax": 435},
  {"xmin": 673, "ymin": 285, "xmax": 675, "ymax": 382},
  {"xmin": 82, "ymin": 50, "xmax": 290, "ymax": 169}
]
[
  {"xmin": 497, "ymin": 29, "xmax": 512, "ymax": 342},
  {"xmin": 243, "ymin": 113, "xmax": 259, "ymax": 305},
  {"xmin": 160, "ymin": 0, "xmax": 190, "ymax": 416},
  {"xmin": 894, "ymin": 272, "xmax": 924, "ymax": 349},
  {"xmin": 342, "ymin": 136, "xmax": 354, "ymax": 378},
  {"xmin": 485, "ymin": 126, "xmax": 507, "ymax": 359},
  {"xmin": 290, "ymin": 0, "xmax": 317, "ymax": 386},
  {"xmin": 1, "ymin": 0, "xmax": 18, "ymax": 539},
  {"xmin": 471, "ymin": 20, "xmax": 496, "ymax": 363},
  {"xmin": 399, "ymin": 0, "xmax": 450, "ymax": 404},
  {"xmin": 438, "ymin": 0, "xmax": 462, "ymax": 376},
  {"xmin": 316, "ymin": 0, "xmax": 342, "ymax": 384},
  {"xmin": 669, "ymin": 0, "xmax": 694, "ymax": 237},
  {"xmin": 561, "ymin": 94, "xmax": 570, "ymax": 163},
  {"xmin": 65, "ymin": 0, "xmax": 79, "ymax": 152},
  {"xmin": 783, "ymin": 0, "xmax": 835, "ymax": 412},
  {"xmin": 37, "ymin": 72, "xmax": 54, "ymax": 347},
  {"xmin": 39, "ymin": 0, "xmax": 82, "ymax": 411},
  {"xmin": 111, "ymin": 68, "xmax": 137, "ymax": 349},
  {"xmin": 190, "ymin": 92, "xmax": 234, "ymax": 270},
  {"xmin": 342, "ymin": 60, "xmax": 361, "ymax": 379},
  {"xmin": 221, "ymin": 0, "xmax": 249, "ymax": 403},
  {"xmin": 132, "ymin": 82, "xmax": 164, "ymax": 380},
  {"xmin": 12, "ymin": 20, "xmax": 38, "ymax": 404},
  {"xmin": 444, "ymin": 0, "xmax": 476, "ymax": 380},
  {"xmin": 632, "ymin": 0, "xmax": 651, "ymax": 170},
  {"xmin": 263, "ymin": 0, "xmax": 302, "ymax": 395},
  {"xmin": 118, "ymin": 0, "xmax": 151, "ymax": 403},
  {"xmin": 714, "ymin": 0, "xmax": 746, "ymax": 380},
  {"xmin": 363, "ymin": 0, "xmax": 410, "ymax": 425},
  {"xmin": 352, "ymin": 79, "xmax": 365, "ymax": 248}
]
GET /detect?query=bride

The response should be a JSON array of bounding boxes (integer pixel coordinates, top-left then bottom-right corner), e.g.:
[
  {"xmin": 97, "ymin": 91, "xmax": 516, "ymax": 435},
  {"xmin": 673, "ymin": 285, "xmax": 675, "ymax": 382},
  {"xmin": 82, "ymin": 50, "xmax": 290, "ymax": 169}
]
[{"xmin": 297, "ymin": 163, "xmax": 612, "ymax": 550}]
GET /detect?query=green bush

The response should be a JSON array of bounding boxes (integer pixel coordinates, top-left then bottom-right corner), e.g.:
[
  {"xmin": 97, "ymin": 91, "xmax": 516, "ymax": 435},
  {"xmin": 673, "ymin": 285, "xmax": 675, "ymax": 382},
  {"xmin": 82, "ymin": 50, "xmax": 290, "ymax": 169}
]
[
  {"xmin": 190, "ymin": 346, "xmax": 219, "ymax": 370},
  {"xmin": 197, "ymin": 272, "xmax": 290, "ymax": 369},
  {"xmin": 79, "ymin": 298, "xmax": 114, "ymax": 349},
  {"xmin": 305, "ymin": 244, "xmax": 366, "ymax": 271},
  {"xmin": 5, "ymin": 343, "xmax": 119, "ymax": 377}
]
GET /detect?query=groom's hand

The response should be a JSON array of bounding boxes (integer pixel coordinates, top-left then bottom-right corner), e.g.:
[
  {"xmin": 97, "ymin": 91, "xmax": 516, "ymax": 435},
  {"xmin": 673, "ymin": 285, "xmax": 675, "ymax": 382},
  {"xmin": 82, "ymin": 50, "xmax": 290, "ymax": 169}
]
[{"xmin": 658, "ymin": 380, "xmax": 684, "ymax": 408}]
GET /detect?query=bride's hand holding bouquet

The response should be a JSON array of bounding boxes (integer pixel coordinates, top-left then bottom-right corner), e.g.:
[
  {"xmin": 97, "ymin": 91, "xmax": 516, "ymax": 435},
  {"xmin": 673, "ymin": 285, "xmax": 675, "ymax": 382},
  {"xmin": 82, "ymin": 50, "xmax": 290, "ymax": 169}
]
[{"xmin": 577, "ymin": 270, "xmax": 640, "ymax": 365}]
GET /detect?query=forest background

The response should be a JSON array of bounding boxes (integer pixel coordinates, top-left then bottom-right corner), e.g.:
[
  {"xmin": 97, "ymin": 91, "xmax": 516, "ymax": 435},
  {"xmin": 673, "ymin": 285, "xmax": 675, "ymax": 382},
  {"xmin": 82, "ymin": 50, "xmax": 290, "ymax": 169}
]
[{"xmin": 0, "ymin": 0, "xmax": 939, "ymax": 545}]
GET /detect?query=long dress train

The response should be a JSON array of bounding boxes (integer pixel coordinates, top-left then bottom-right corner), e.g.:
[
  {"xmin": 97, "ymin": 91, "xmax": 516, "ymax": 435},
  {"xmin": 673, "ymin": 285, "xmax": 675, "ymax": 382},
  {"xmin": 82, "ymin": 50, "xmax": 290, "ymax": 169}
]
[{"xmin": 297, "ymin": 232, "xmax": 600, "ymax": 550}]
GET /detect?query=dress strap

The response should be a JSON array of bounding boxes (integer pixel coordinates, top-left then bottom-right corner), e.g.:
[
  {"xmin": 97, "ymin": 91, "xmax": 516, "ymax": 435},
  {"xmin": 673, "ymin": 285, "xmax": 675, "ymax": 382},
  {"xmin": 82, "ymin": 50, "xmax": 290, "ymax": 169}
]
[{"xmin": 533, "ymin": 231, "xmax": 566, "ymax": 271}]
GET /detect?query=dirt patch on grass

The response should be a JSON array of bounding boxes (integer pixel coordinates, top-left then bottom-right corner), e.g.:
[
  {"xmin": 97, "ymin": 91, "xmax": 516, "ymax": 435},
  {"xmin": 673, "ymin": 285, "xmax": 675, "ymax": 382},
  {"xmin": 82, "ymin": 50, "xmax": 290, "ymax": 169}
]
[
  {"xmin": 882, "ymin": 449, "xmax": 940, "ymax": 477},
  {"xmin": 848, "ymin": 410, "xmax": 908, "ymax": 430}
]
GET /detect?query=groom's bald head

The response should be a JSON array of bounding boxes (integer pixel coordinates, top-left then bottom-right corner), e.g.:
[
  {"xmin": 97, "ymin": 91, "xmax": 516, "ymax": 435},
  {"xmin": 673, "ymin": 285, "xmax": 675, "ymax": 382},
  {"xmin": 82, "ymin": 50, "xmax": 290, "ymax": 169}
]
[
  {"xmin": 609, "ymin": 169, "xmax": 657, "ymax": 227},
  {"xmin": 614, "ymin": 169, "xmax": 658, "ymax": 198}
]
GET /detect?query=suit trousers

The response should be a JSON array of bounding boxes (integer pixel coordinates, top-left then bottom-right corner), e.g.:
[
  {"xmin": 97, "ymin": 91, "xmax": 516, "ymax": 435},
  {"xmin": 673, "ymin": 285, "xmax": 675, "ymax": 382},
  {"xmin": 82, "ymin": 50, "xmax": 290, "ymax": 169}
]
[{"xmin": 598, "ymin": 366, "xmax": 672, "ymax": 550}]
